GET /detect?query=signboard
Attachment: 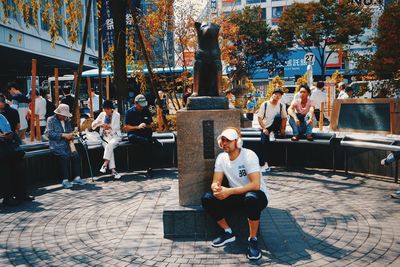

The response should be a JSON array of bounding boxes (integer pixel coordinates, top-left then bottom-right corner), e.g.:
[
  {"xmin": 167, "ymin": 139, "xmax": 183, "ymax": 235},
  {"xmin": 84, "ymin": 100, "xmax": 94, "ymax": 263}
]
[
  {"xmin": 304, "ymin": 52, "xmax": 315, "ymax": 64},
  {"xmin": 211, "ymin": 0, "xmax": 217, "ymax": 14}
]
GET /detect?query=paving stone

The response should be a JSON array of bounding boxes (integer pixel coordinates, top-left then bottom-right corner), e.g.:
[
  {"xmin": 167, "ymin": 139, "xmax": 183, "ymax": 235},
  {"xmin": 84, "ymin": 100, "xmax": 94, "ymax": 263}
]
[{"xmin": 0, "ymin": 169, "xmax": 399, "ymax": 266}]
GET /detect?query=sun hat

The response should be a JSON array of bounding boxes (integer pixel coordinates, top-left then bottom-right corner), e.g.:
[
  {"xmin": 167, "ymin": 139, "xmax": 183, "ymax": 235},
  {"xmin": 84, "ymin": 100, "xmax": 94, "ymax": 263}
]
[
  {"xmin": 134, "ymin": 94, "xmax": 148, "ymax": 107},
  {"xmin": 54, "ymin": 103, "xmax": 72, "ymax": 117}
]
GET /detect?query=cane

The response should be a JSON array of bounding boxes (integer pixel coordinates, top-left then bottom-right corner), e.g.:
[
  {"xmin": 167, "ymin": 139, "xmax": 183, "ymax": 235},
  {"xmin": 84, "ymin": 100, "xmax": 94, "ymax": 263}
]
[{"xmin": 77, "ymin": 134, "xmax": 95, "ymax": 183}]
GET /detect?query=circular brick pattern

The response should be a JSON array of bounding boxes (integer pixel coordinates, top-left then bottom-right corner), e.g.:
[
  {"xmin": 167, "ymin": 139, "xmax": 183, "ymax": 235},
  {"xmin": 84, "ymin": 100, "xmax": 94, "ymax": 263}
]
[{"xmin": 1, "ymin": 169, "xmax": 400, "ymax": 266}]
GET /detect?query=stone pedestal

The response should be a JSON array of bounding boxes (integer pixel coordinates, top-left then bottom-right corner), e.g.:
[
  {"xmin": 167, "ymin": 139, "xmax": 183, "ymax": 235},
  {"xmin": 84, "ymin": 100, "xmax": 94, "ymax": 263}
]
[{"xmin": 177, "ymin": 108, "xmax": 241, "ymax": 206}]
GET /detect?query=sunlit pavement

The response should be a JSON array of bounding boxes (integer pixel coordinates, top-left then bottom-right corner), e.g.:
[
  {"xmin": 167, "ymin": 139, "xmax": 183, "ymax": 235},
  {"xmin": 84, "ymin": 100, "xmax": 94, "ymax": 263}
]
[{"xmin": 1, "ymin": 168, "xmax": 399, "ymax": 266}]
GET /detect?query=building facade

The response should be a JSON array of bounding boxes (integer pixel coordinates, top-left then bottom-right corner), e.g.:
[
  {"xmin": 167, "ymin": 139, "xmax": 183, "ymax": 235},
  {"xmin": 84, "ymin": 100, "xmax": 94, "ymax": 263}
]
[
  {"xmin": 0, "ymin": 0, "xmax": 99, "ymax": 92},
  {"xmin": 217, "ymin": 0, "xmax": 386, "ymax": 85}
]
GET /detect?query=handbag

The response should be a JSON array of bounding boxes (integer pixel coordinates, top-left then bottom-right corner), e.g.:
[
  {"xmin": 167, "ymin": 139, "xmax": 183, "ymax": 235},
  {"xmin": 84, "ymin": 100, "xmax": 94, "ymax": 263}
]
[{"xmin": 81, "ymin": 131, "xmax": 102, "ymax": 147}]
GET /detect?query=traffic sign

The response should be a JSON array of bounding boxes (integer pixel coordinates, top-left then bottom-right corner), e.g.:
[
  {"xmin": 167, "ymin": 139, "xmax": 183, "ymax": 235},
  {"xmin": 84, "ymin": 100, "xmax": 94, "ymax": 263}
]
[{"xmin": 304, "ymin": 52, "xmax": 315, "ymax": 64}]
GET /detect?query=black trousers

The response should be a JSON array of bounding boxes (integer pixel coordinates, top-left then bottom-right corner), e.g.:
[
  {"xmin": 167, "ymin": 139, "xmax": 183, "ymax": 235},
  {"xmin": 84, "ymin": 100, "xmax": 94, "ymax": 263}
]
[
  {"xmin": 259, "ymin": 115, "xmax": 282, "ymax": 166},
  {"xmin": 201, "ymin": 190, "xmax": 268, "ymax": 221},
  {"xmin": 128, "ymin": 133, "xmax": 154, "ymax": 169},
  {"xmin": 0, "ymin": 146, "xmax": 27, "ymax": 199},
  {"xmin": 55, "ymin": 152, "xmax": 81, "ymax": 182}
]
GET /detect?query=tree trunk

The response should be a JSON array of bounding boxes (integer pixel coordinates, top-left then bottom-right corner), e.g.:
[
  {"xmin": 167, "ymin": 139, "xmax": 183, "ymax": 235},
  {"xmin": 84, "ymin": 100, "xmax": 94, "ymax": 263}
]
[
  {"xmin": 129, "ymin": 2, "xmax": 169, "ymax": 130},
  {"xmin": 74, "ymin": 0, "xmax": 92, "ymax": 129},
  {"xmin": 110, "ymin": 0, "xmax": 128, "ymax": 117}
]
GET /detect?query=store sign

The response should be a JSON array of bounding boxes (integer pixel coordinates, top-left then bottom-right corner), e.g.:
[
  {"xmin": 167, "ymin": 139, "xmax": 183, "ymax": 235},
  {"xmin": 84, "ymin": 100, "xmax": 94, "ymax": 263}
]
[{"xmin": 211, "ymin": 0, "xmax": 217, "ymax": 14}]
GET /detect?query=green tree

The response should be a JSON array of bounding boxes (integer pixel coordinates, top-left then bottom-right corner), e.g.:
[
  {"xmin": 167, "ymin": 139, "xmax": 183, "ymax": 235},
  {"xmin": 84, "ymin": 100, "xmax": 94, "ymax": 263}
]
[
  {"xmin": 220, "ymin": 6, "xmax": 288, "ymax": 85},
  {"xmin": 278, "ymin": 0, "xmax": 371, "ymax": 77},
  {"xmin": 373, "ymin": 1, "xmax": 400, "ymax": 80}
]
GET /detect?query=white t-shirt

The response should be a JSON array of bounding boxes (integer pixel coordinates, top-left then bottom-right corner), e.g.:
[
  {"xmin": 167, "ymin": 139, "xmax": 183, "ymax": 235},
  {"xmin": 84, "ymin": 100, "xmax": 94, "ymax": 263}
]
[
  {"xmin": 310, "ymin": 89, "xmax": 327, "ymax": 109},
  {"xmin": 257, "ymin": 100, "xmax": 287, "ymax": 128},
  {"xmin": 214, "ymin": 148, "xmax": 270, "ymax": 201},
  {"xmin": 35, "ymin": 97, "xmax": 47, "ymax": 126}
]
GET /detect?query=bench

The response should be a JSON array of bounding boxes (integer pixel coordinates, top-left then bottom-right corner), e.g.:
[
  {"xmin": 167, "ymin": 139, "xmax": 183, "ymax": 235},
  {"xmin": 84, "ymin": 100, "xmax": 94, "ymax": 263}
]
[
  {"xmin": 22, "ymin": 132, "xmax": 177, "ymax": 184},
  {"xmin": 341, "ymin": 135, "xmax": 400, "ymax": 182}
]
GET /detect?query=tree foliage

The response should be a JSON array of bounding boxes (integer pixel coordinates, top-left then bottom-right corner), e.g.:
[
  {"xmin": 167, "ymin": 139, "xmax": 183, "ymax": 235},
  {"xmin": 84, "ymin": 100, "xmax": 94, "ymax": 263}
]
[
  {"xmin": 0, "ymin": 0, "xmax": 82, "ymax": 47},
  {"xmin": 278, "ymin": 0, "xmax": 371, "ymax": 77},
  {"xmin": 373, "ymin": 1, "xmax": 400, "ymax": 79},
  {"xmin": 218, "ymin": 6, "xmax": 288, "ymax": 84}
]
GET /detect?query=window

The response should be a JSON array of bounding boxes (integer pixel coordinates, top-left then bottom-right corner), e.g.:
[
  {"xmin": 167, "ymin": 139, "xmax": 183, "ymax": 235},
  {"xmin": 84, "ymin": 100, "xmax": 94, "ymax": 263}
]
[
  {"xmin": 247, "ymin": 0, "xmax": 266, "ymax": 4},
  {"xmin": 93, "ymin": 2, "xmax": 98, "ymax": 51}
]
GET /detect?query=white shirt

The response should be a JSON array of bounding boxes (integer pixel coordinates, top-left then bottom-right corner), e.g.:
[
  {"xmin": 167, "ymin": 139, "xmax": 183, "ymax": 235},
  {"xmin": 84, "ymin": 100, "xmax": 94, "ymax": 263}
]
[
  {"xmin": 214, "ymin": 148, "xmax": 270, "ymax": 201},
  {"xmin": 338, "ymin": 90, "xmax": 347, "ymax": 99},
  {"xmin": 89, "ymin": 94, "xmax": 100, "ymax": 112},
  {"xmin": 257, "ymin": 100, "xmax": 287, "ymax": 128},
  {"xmin": 91, "ymin": 110, "xmax": 122, "ymax": 139},
  {"xmin": 310, "ymin": 89, "xmax": 327, "ymax": 109},
  {"xmin": 35, "ymin": 97, "xmax": 47, "ymax": 126}
]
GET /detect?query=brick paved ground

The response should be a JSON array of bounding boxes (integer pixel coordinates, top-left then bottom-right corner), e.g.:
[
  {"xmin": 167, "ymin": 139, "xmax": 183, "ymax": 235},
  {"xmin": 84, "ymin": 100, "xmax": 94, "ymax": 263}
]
[{"xmin": 1, "ymin": 168, "xmax": 399, "ymax": 266}]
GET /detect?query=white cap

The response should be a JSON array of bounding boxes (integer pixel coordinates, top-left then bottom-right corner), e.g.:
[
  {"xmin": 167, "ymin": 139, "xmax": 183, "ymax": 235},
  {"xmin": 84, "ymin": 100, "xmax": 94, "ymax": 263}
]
[{"xmin": 217, "ymin": 128, "xmax": 239, "ymax": 142}]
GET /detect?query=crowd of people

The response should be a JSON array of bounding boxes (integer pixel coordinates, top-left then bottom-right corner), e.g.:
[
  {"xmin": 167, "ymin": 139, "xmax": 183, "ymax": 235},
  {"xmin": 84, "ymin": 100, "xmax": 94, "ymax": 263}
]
[{"xmin": 0, "ymin": 79, "xmax": 164, "ymax": 206}]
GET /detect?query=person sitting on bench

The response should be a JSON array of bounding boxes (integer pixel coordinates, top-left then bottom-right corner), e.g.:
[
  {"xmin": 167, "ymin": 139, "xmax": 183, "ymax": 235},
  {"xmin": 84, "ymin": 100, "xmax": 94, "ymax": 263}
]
[
  {"xmin": 92, "ymin": 100, "xmax": 122, "ymax": 179},
  {"xmin": 46, "ymin": 104, "xmax": 86, "ymax": 188},
  {"xmin": 288, "ymin": 84, "xmax": 315, "ymax": 141},
  {"xmin": 201, "ymin": 127, "xmax": 270, "ymax": 261},
  {"xmin": 381, "ymin": 151, "xmax": 400, "ymax": 199}
]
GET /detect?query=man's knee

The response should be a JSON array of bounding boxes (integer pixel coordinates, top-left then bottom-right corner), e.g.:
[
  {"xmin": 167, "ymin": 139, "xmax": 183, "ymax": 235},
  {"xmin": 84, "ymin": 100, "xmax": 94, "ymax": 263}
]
[
  {"xmin": 244, "ymin": 191, "xmax": 268, "ymax": 209},
  {"xmin": 201, "ymin": 192, "xmax": 216, "ymax": 209}
]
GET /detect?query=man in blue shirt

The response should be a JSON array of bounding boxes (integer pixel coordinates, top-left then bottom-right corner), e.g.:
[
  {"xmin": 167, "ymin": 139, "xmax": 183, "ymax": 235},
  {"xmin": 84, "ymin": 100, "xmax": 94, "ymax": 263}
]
[
  {"xmin": 0, "ymin": 114, "xmax": 34, "ymax": 206},
  {"xmin": 123, "ymin": 94, "xmax": 162, "ymax": 177}
]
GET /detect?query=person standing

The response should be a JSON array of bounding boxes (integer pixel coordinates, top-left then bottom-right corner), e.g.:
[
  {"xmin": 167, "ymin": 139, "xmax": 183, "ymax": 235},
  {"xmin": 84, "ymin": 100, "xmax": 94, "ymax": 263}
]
[
  {"xmin": 201, "ymin": 128, "xmax": 270, "ymax": 260},
  {"xmin": 288, "ymin": 84, "xmax": 315, "ymax": 141},
  {"xmin": 92, "ymin": 100, "xmax": 122, "ymax": 179},
  {"xmin": 123, "ymin": 94, "xmax": 162, "ymax": 178},
  {"xmin": 60, "ymin": 86, "xmax": 75, "ymax": 116},
  {"xmin": 337, "ymin": 82, "xmax": 346, "ymax": 99},
  {"xmin": 257, "ymin": 88, "xmax": 287, "ymax": 170},
  {"xmin": 246, "ymin": 94, "xmax": 257, "ymax": 121},
  {"xmin": 6, "ymin": 82, "xmax": 29, "ymax": 142},
  {"xmin": 310, "ymin": 81, "xmax": 328, "ymax": 125},
  {"xmin": 88, "ymin": 88, "xmax": 100, "ymax": 118},
  {"xmin": 45, "ymin": 104, "xmax": 86, "ymax": 188},
  {"xmin": 0, "ymin": 94, "xmax": 20, "ymax": 134}
]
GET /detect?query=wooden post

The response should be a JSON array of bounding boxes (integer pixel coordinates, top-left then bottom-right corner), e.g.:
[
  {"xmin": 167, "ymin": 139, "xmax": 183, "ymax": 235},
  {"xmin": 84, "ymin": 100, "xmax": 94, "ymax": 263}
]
[
  {"xmin": 327, "ymin": 84, "xmax": 331, "ymax": 117},
  {"xmin": 319, "ymin": 102, "xmax": 324, "ymax": 132},
  {"xmin": 157, "ymin": 107, "xmax": 163, "ymax": 132},
  {"xmin": 106, "ymin": 76, "xmax": 110, "ymax": 100},
  {"xmin": 35, "ymin": 114, "xmax": 41, "ymax": 141},
  {"xmin": 87, "ymin": 77, "xmax": 94, "ymax": 118},
  {"xmin": 54, "ymin": 68, "xmax": 59, "ymax": 107},
  {"xmin": 73, "ymin": 71, "xmax": 80, "ymax": 130},
  {"xmin": 30, "ymin": 59, "xmax": 37, "ymax": 142}
]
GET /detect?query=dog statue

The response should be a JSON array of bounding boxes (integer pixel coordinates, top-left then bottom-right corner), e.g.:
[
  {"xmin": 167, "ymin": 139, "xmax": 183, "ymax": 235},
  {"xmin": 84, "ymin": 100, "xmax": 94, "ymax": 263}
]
[{"xmin": 192, "ymin": 22, "xmax": 222, "ymax": 97}]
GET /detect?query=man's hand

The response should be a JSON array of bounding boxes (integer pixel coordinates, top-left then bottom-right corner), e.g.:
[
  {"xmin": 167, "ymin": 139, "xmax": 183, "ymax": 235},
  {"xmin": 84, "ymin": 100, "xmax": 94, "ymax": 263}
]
[
  {"xmin": 307, "ymin": 119, "xmax": 313, "ymax": 125},
  {"xmin": 262, "ymin": 128, "xmax": 269, "ymax": 135},
  {"xmin": 102, "ymin": 124, "xmax": 111, "ymax": 130},
  {"xmin": 213, "ymin": 186, "xmax": 232, "ymax": 200},
  {"xmin": 295, "ymin": 119, "xmax": 301, "ymax": 127},
  {"xmin": 138, "ymin": 123, "xmax": 146, "ymax": 129},
  {"xmin": 0, "ymin": 132, "xmax": 12, "ymax": 140}
]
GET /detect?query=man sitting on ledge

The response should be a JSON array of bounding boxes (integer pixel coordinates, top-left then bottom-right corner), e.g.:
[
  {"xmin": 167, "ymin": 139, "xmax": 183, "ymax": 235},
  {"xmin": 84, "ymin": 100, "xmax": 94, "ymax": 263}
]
[{"xmin": 201, "ymin": 127, "xmax": 270, "ymax": 260}]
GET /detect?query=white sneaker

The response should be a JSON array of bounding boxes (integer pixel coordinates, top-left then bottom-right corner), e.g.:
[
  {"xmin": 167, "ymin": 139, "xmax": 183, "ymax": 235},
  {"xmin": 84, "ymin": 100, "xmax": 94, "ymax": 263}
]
[
  {"xmin": 113, "ymin": 171, "xmax": 121, "ymax": 179},
  {"xmin": 62, "ymin": 180, "xmax": 73, "ymax": 189},
  {"xmin": 99, "ymin": 164, "xmax": 107, "ymax": 173},
  {"xmin": 73, "ymin": 177, "xmax": 86, "ymax": 185}
]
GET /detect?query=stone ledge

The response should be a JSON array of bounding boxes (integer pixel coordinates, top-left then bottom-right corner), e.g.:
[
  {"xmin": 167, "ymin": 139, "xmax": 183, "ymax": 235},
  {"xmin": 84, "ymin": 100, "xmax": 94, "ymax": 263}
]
[{"xmin": 186, "ymin": 96, "xmax": 229, "ymax": 110}]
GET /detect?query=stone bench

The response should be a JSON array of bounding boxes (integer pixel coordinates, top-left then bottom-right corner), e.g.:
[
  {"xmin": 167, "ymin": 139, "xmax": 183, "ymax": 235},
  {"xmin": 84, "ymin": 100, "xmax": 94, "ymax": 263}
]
[
  {"xmin": 22, "ymin": 132, "xmax": 176, "ymax": 185},
  {"xmin": 341, "ymin": 135, "xmax": 400, "ymax": 182}
]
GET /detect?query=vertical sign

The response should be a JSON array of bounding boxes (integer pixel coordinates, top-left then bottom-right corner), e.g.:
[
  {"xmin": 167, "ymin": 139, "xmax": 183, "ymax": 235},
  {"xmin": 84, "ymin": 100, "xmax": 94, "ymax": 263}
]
[{"xmin": 211, "ymin": 0, "xmax": 217, "ymax": 14}]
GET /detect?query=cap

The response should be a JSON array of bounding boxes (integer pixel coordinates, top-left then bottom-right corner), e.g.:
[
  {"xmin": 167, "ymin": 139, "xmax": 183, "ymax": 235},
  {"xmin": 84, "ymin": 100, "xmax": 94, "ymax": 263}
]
[
  {"xmin": 217, "ymin": 128, "xmax": 239, "ymax": 142},
  {"xmin": 272, "ymin": 88, "xmax": 284, "ymax": 95},
  {"xmin": 134, "ymin": 94, "xmax": 148, "ymax": 107}
]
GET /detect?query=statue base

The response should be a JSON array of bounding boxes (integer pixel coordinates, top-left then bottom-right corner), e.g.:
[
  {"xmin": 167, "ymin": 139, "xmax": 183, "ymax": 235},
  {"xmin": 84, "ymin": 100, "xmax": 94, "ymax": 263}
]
[{"xmin": 186, "ymin": 96, "xmax": 229, "ymax": 110}]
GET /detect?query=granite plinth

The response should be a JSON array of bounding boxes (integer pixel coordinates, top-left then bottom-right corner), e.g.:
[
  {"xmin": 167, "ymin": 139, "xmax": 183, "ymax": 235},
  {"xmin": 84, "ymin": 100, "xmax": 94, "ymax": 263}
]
[
  {"xmin": 163, "ymin": 181, "xmax": 249, "ymax": 238},
  {"xmin": 186, "ymin": 96, "xmax": 229, "ymax": 110},
  {"xmin": 176, "ymin": 108, "xmax": 241, "ymax": 206}
]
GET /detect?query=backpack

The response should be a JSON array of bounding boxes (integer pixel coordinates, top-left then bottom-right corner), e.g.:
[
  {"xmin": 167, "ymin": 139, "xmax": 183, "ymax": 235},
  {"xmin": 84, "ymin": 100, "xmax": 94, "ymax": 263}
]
[{"xmin": 262, "ymin": 101, "xmax": 284, "ymax": 120}]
